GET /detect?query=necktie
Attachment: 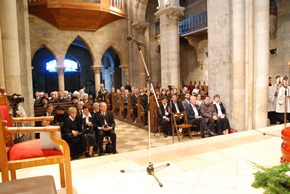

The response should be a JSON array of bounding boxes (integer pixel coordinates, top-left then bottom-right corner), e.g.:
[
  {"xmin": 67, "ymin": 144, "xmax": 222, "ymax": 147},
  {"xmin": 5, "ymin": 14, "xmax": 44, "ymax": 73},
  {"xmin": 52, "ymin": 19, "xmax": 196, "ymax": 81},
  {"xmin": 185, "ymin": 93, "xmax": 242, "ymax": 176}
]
[{"xmin": 102, "ymin": 113, "xmax": 107, "ymax": 125}]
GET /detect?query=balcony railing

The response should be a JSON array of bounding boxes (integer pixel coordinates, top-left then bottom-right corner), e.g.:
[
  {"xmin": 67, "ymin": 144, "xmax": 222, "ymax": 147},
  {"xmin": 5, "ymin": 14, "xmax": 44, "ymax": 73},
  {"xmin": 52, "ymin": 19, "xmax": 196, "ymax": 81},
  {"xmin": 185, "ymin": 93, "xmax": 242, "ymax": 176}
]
[
  {"xmin": 179, "ymin": 12, "xmax": 207, "ymax": 36},
  {"xmin": 28, "ymin": 0, "xmax": 125, "ymax": 12}
]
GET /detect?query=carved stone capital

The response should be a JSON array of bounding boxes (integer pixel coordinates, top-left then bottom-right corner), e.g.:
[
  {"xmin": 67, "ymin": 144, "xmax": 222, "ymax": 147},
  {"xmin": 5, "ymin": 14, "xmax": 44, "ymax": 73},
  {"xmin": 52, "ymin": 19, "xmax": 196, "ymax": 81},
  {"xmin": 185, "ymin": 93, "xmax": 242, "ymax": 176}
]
[
  {"xmin": 56, "ymin": 67, "xmax": 65, "ymax": 74},
  {"xmin": 155, "ymin": 6, "xmax": 184, "ymax": 21},
  {"xmin": 120, "ymin": 65, "xmax": 129, "ymax": 74},
  {"xmin": 91, "ymin": 66, "xmax": 102, "ymax": 74},
  {"xmin": 132, "ymin": 21, "xmax": 149, "ymax": 34}
]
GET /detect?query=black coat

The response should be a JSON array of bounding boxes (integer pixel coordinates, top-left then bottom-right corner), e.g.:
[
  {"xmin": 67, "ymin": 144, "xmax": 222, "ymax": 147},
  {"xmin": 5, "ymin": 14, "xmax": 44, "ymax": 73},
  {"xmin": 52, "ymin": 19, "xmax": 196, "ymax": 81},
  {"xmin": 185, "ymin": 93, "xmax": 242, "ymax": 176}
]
[
  {"xmin": 171, "ymin": 100, "xmax": 185, "ymax": 113},
  {"xmin": 213, "ymin": 102, "xmax": 227, "ymax": 115},
  {"xmin": 95, "ymin": 111, "xmax": 116, "ymax": 129},
  {"xmin": 186, "ymin": 104, "xmax": 202, "ymax": 120},
  {"xmin": 62, "ymin": 117, "xmax": 81, "ymax": 140}
]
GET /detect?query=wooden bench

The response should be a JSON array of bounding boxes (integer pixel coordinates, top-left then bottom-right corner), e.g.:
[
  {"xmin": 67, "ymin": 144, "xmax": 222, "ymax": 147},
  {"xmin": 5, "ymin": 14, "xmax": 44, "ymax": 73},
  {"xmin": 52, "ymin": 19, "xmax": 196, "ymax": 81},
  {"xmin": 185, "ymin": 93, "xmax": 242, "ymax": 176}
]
[{"xmin": 34, "ymin": 102, "xmax": 76, "ymax": 117}]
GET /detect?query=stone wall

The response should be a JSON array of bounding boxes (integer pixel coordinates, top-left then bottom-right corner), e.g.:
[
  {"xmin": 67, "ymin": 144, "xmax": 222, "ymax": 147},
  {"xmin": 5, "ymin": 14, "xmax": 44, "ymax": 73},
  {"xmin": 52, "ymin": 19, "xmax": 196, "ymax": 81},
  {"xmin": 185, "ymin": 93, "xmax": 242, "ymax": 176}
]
[
  {"xmin": 29, "ymin": 14, "xmax": 129, "ymax": 91},
  {"xmin": 269, "ymin": 0, "xmax": 290, "ymax": 79}
]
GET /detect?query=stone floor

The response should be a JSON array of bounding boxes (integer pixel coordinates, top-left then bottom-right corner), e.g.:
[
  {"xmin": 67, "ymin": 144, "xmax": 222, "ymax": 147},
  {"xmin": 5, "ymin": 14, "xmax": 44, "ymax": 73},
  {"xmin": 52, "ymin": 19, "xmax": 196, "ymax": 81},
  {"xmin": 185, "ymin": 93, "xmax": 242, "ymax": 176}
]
[{"xmin": 1, "ymin": 120, "xmax": 285, "ymax": 194}]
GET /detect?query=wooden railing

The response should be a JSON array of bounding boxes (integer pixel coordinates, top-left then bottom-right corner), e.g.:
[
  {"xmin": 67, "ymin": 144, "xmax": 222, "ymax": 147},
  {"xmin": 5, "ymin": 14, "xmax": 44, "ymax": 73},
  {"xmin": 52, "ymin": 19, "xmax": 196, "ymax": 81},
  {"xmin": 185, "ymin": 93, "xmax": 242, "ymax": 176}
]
[{"xmin": 28, "ymin": 0, "xmax": 125, "ymax": 13}]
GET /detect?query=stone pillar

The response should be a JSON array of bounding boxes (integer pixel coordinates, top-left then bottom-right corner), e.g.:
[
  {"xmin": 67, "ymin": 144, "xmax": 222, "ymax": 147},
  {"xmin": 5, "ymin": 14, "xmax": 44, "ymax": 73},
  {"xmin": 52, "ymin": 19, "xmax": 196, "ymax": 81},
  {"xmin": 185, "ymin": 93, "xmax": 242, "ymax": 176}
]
[
  {"xmin": 253, "ymin": 0, "xmax": 269, "ymax": 128},
  {"xmin": 207, "ymin": 0, "xmax": 231, "ymax": 120},
  {"xmin": 57, "ymin": 67, "xmax": 65, "ymax": 91},
  {"xmin": 245, "ymin": 0, "xmax": 254, "ymax": 130},
  {"xmin": 56, "ymin": 56, "xmax": 65, "ymax": 91},
  {"xmin": 231, "ymin": 0, "xmax": 246, "ymax": 131},
  {"xmin": 155, "ymin": 5, "xmax": 184, "ymax": 88},
  {"xmin": 92, "ymin": 65, "xmax": 102, "ymax": 97},
  {"xmin": 132, "ymin": 22, "xmax": 149, "ymax": 88},
  {"xmin": 120, "ymin": 64, "xmax": 129, "ymax": 86},
  {"xmin": 0, "ymin": 0, "xmax": 21, "ymax": 94}
]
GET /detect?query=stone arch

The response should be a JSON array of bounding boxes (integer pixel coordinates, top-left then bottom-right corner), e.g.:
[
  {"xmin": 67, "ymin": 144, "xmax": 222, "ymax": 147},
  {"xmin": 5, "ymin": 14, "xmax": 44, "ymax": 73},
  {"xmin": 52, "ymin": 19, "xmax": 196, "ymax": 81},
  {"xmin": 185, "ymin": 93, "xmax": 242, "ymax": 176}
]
[
  {"xmin": 63, "ymin": 33, "xmax": 96, "ymax": 63},
  {"xmin": 133, "ymin": 0, "xmax": 161, "ymax": 23},
  {"xmin": 97, "ymin": 41, "xmax": 127, "ymax": 66},
  {"xmin": 31, "ymin": 39, "xmax": 57, "ymax": 59}
]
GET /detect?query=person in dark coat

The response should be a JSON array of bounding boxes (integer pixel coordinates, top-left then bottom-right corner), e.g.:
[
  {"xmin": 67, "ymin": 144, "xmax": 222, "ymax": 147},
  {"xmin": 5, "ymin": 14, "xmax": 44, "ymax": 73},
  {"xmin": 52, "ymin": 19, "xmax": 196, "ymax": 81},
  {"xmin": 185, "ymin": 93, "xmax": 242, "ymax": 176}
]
[
  {"xmin": 94, "ymin": 102, "xmax": 117, "ymax": 156},
  {"xmin": 62, "ymin": 107, "xmax": 82, "ymax": 160},
  {"xmin": 81, "ymin": 104, "xmax": 97, "ymax": 158},
  {"xmin": 212, "ymin": 94, "xmax": 231, "ymax": 135}
]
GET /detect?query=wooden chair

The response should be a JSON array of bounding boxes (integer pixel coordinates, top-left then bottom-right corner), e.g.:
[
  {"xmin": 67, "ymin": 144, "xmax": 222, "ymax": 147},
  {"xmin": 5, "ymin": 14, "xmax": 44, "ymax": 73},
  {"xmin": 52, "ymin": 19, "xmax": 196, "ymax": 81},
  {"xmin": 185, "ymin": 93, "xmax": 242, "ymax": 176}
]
[
  {"xmin": 0, "ymin": 94, "xmax": 72, "ymax": 194},
  {"xmin": 173, "ymin": 111, "xmax": 193, "ymax": 141}
]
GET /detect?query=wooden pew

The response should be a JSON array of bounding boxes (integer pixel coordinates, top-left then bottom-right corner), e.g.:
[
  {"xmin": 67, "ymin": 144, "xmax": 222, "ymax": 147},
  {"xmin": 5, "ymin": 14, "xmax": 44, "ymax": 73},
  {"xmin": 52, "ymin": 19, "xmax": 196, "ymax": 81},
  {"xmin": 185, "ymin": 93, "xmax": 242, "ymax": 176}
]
[
  {"xmin": 117, "ymin": 94, "xmax": 125, "ymax": 120},
  {"xmin": 34, "ymin": 102, "xmax": 76, "ymax": 117},
  {"xmin": 137, "ymin": 95, "xmax": 146, "ymax": 126},
  {"xmin": 111, "ymin": 93, "xmax": 118, "ymax": 116},
  {"xmin": 126, "ymin": 94, "xmax": 134, "ymax": 121}
]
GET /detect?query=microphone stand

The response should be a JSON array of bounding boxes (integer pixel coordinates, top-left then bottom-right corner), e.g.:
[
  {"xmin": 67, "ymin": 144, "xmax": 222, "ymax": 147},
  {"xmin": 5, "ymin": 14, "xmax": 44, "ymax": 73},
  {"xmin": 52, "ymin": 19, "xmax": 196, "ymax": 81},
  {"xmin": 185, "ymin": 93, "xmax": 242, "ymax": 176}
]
[{"xmin": 121, "ymin": 41, "xmax": 170, "ymax": 187}]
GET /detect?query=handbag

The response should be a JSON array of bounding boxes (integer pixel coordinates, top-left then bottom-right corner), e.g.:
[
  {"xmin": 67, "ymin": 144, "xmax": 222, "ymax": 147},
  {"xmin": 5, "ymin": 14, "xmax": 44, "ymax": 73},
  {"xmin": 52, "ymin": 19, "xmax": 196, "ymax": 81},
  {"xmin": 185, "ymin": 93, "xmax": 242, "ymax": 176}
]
[
  {"xmin": 82, "ymin": 125, "xmax": 94, "ymax": 134},
  {"xmin": 105, "ymin": 143, "xmax": 114, "ymax": 153}
]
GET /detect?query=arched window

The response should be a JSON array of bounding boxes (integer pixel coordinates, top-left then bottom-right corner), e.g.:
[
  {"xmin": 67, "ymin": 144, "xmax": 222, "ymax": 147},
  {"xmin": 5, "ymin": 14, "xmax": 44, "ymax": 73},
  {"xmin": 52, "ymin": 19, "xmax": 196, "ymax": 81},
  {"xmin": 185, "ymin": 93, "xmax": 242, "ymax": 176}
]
[{"xmin": 46, "ymin": 59, "xmax": 79, "ymax": 72}]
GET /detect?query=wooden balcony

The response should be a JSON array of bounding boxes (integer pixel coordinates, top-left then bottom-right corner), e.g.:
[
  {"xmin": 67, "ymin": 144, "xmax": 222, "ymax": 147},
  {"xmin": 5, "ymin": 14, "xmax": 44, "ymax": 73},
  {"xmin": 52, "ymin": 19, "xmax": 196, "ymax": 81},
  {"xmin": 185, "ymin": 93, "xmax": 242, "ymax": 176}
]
[
  {"xmin": 28, "ymin": 0, "xmax": 126, "ymax": 31},
  {"xmin": 179, "ymin": 12, "xmax": 207, "ymax": 37}
]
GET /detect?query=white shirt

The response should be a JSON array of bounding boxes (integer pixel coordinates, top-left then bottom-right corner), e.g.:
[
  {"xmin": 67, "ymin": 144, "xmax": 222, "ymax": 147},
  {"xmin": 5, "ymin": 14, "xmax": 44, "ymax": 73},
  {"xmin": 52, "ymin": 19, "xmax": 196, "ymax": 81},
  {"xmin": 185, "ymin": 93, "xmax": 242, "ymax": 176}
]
[
  {"xmin": 191, "ymin": 104, "xmax": 199, "ymax": 116},
  {"xmin": 213, "ymin": 101, "xmax": 223, "ymax": 116},
  {"xmin": 173, "ymin": 102, "xmax": 180, "ymax": 113}
]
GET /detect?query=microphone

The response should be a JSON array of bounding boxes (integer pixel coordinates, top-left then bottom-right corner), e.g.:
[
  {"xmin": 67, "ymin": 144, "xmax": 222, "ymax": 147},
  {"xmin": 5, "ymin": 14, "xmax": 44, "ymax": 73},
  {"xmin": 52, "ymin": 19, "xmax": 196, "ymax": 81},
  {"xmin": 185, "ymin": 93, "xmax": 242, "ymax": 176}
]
[{"xmin": 127, "ymin": 35, "xmax": 144, "ymax": 46}]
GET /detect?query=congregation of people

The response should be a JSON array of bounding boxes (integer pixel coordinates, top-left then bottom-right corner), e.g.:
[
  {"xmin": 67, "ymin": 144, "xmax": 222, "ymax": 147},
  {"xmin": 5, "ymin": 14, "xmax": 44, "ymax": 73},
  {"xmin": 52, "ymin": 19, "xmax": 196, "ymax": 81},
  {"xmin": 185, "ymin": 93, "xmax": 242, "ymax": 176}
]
[
  {"xmin": 32, "ymin": 80, "xmax": 233, "ymax": 160},
  {"xmin": 268, "ymin": 75, "xmax": 290, "ymax": 125}
]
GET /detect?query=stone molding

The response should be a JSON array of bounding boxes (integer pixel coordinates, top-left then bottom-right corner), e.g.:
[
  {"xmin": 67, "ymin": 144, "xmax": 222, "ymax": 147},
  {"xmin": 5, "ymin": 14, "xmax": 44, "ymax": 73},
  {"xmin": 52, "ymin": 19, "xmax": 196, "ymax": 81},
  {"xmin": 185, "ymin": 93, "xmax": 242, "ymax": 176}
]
[{"xmin": 91, "ymin": 65, "xmax": 102, "ymax": 74}]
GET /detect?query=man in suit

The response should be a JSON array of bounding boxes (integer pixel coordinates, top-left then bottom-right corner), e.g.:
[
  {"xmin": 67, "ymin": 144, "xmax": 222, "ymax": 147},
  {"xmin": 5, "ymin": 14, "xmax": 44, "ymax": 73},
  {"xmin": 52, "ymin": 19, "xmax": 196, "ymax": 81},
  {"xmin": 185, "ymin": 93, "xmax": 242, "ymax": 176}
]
[
  {"xmin": 95, "ymin": 102, "xmax": 117, "ymax": 155},
  {"xmin": 186, "ymin": 96, "xmax": 208, "ymax": 138},
  {"xmin": 158, "ymin": 97, "xmax": 171, "ymax": 138},
  {"xmin": 182, "ymin": 92, "xmax": 191, "ymax": 110},
  {"xmin": 171, "ymin": 94, "xmax": 185, "ymax": 125},
  {"xmin": 131, "ymin": 88, "xmax": 139, "ymax": 122},
  {"xmin": 97, "ymin": 84, "xmax": 107, "ymax": 102}
]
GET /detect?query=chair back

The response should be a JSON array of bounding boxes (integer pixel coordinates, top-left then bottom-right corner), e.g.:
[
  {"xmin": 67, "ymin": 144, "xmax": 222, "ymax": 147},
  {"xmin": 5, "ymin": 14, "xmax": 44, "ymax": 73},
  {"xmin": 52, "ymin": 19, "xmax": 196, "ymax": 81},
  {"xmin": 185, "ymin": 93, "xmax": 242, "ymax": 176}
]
[{"xmin": 0, "ymin": 94, "xmax": 13, "ymax": 181}]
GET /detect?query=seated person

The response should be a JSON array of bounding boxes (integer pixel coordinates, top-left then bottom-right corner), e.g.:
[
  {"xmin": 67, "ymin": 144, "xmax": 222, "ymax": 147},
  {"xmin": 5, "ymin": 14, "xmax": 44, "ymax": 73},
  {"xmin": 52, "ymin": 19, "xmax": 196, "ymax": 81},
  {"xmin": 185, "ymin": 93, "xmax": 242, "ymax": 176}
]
[
  {"xmin": 158, "ymin": 97, "xmax": 171, "ymax": 138},
  {"xmin": 95, "ymin": 102, "xmax": 117, "ymax": 156},
  {"xmin": 186, "ymin": 96, "xmax": 208, "ymax": 138},
  {"xmin": 212, "ymin": 94, "xmax": 231, "ymax": 134},
  {"xmin": 90, "ymin": 102, "xmax": 100, "ymax": 117},
  {"xmin": 171, "ymin": 94, "xmax": 185, "ymax": 125},
  {"xmin": 54, "ymin": 105, "xmax": 68, "ymax": 128},
  {"xmin": 200, "ymin": 96, "xmax": 219, "ymax": 136},
  {"xmin": 62, "ymin": 107, "xmax": 82, "ymax": 160},
  {"xmin": 81, "ymin": 104, "xmax": 97, "ymax": 158}
]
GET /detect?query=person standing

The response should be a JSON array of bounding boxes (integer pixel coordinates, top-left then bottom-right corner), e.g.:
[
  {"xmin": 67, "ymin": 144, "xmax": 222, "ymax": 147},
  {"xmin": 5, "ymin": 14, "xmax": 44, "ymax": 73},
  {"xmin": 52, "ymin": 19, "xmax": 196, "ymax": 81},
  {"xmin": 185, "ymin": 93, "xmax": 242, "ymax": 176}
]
[{"xmin": 268, "ymin": 77, "xmax": 277, "ymax": 124}]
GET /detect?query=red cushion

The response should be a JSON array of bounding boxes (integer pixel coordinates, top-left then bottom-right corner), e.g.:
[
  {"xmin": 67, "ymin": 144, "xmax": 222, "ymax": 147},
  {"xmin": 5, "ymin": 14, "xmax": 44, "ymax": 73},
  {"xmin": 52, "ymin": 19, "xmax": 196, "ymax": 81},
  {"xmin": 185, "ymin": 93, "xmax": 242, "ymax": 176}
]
[
  {"xmin": 0, "ymin": 104, "xmax": 11, "ymax": 127},
  {"xmin": 8, "ymin": 139, "xmax": 63, "ymax": 161}
]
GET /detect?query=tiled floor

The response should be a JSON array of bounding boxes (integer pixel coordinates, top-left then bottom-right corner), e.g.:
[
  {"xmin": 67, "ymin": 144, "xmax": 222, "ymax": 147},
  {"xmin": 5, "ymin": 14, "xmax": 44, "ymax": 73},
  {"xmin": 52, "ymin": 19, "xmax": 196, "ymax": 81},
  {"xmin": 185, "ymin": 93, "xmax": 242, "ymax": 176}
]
[
  {"xmin": 0, "ymin": 120, "xmax": 285, "ymax": 194},
  {"xmin": 115, "ymin": 120, "xmax": 199, "ymax": 153}
]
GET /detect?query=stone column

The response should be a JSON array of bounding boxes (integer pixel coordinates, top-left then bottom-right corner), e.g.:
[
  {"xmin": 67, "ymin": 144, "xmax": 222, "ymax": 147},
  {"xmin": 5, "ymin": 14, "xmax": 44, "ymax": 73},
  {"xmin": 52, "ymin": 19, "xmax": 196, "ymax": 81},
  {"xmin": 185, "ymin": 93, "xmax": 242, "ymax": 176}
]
[
  {"xmin": 0, "ymin": 0, "xmax": 21, "ymax": 94},
  {"xmin": 132, "ymin": 22, "xmax": 149, "ymax": 88},
  {"xmin": 120, "ymin": 64, "xmax": 129, "ymax": 86},
  {"xmin": 155, "ymin": 5, "xmax": 184, "ymax": 88},
  {"xmin": 245, "ymin": 0, "xmax": 254, "ymax": 130},
  {"xmin": 253, "ymin": 0, "xmax": 269, "ymax": 128},
  {"xmin": 207, "ymin": 0, "xmax": 232, "ymax": 125},
  {"xmin": 57, "ymin": 67, "xmax": 65, "ymax": 91},
  {"xmin": 231, "ymin": 0, "xmax": 246, "ymax": 131},
  {"xmin": 92, "ymin": 65, "xmax": 102, "ymax": 97},
  {"xmin": 56, "ymin": 56, "xmax": 65, "ymax": 91}
]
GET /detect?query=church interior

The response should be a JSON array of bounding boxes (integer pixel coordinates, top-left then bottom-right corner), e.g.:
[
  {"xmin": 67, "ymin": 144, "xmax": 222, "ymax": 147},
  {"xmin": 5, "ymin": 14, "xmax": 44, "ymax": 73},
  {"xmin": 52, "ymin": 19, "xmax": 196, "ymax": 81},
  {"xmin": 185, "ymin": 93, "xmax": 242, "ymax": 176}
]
[{"xmin": 0, "ymin": 0, "xmax": 289, "ymax": 193}]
